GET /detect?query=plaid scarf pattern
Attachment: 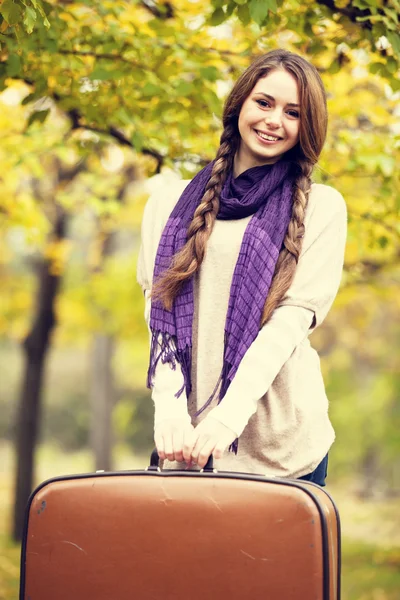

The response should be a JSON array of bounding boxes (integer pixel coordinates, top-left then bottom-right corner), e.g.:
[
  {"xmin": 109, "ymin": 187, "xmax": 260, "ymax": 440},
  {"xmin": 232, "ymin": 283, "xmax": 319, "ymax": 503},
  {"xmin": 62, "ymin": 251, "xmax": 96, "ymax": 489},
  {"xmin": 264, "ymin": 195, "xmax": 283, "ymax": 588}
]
[{"xmin": 147, "ymin": 160, "xmax": 296, "ymax": 451}]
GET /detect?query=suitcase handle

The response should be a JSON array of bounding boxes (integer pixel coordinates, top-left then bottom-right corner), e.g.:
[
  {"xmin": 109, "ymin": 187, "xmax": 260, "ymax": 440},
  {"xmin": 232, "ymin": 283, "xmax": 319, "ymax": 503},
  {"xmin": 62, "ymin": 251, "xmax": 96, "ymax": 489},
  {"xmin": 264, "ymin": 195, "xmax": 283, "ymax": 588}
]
[{"xmin": 149, "ymin": 448, "xmax": 215, "ymax": 472}]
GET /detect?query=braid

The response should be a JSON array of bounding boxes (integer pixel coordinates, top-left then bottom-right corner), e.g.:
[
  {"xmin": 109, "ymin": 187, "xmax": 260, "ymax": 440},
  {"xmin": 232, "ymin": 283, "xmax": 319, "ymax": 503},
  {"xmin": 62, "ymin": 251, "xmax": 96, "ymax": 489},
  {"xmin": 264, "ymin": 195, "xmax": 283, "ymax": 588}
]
[
  {"xmin": 152, "ymin": 125, "xmax": 237, "ymax": 311},
  {"xmin": 260, "ymin": 160, "xmax": 313, "ymax": 327}
]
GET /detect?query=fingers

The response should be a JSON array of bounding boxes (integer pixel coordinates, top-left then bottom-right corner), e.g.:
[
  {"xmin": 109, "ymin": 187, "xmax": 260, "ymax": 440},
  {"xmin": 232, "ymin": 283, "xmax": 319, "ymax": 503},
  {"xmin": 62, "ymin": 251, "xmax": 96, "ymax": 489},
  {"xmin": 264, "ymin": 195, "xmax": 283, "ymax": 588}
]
[
  {"xmin": 192, "ymin": 437, "xmax": 216, "ymax": 469},
  {"xmin": 189, "ymin": 418, "xmax": 237, "ymax": 467},
  {"xmin": 190, "ymin": 424, "xmax": 216, "ymax": 468},
  {"xmin": 154, "ymin": 417, "xmax": 236, "ymax": 468},
  {"xmin": 212, "ymin": 442, "xmax": 226, "ymax": 461},
  {"xmin": 154, "ymin": 428, "xmax": 166, "ymax": 461},
  {"xmin": 182, "ymin": 426, "xmax": 196, "ymax": 465},
  {"xmin": 163, "ymin": 428, "xmax": 175, "ymax": 462},
  {"xmin": 172, "ymin": 426, "xmax": 184, "ymax": 463},
  {"xmin": 154, "ymin": 419, "xmax": 194, "ymax": 463}
]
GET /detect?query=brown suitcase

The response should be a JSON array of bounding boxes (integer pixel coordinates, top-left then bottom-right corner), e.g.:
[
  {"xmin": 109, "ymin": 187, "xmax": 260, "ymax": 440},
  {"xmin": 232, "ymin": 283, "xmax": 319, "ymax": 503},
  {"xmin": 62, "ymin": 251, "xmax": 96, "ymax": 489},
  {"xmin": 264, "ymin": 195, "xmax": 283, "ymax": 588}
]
[{"xmin": 20, "ymin": 451, "xmax": 341, "ymax": 599}]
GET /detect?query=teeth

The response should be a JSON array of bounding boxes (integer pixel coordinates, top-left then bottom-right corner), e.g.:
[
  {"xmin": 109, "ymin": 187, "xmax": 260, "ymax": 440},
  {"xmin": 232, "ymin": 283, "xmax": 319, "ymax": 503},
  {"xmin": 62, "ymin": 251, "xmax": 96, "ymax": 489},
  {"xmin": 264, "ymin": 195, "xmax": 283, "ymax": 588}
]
[{"xmin": 257, "ymin": 131, "xmax": 280, "ymax": 141}]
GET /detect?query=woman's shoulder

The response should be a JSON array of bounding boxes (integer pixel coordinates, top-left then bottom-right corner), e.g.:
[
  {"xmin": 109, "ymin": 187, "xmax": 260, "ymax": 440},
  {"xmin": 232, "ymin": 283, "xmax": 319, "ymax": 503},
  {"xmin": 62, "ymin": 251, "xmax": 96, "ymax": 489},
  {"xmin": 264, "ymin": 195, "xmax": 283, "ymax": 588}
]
[
  {"xmin": 142, "ymin": 177, "xmax": 191, "ymax": 233},
  {"xmin": 146, "ymin": 177, "xmax": 190, "ymax": 213},
  {"xmin": 305, "ymin": 182, "xmax": 347, "ymax": 229},
  {"xmin": 308, "ymin": 182, "xmax": 347, "ymax": 216}
]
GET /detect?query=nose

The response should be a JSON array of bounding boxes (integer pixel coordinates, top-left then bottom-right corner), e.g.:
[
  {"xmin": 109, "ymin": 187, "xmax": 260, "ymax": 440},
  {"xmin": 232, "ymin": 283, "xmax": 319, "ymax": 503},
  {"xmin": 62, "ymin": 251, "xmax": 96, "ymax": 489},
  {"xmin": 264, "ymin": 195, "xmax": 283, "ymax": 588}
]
[{"xmin": 265, "ymin": 108, "xmax": 282, "ymax": 129}]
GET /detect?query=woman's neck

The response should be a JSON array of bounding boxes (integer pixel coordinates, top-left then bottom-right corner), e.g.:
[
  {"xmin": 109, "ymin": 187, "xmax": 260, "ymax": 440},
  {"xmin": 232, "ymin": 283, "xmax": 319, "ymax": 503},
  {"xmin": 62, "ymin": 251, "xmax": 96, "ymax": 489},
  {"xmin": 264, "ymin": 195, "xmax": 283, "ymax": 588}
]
[{"xmin": 233, "ymin": 151, "xmax": 279, "ymax": 179}]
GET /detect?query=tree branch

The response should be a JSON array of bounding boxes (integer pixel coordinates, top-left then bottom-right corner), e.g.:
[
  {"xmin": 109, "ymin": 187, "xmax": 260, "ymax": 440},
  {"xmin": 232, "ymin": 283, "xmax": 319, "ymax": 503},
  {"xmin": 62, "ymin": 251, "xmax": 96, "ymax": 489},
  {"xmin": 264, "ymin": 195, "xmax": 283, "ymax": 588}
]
[
  {"xmin": 140, "ymin": 0, "xmax": 175, "ymax": 19},
  {"xmin": 350, "ymin": 210, "xmax": 400, "ymax": 241},
  {"xmin": 65, "ymin": 107, "xmax": 164, "ymax": 172},
  {"xmin": 14, "ymin": 76, "xmax": 211, "ymax": 173},
  {"xmin": 57, "ymin": 49, "xmax": 145, "ymax": 69},
  {"xmin": 316, "ymin": 0, "xmax": 373, "ymax": 30},
  {"xmin": 344, "ymin": 250, "xmax": 400, "ymax": 276}
]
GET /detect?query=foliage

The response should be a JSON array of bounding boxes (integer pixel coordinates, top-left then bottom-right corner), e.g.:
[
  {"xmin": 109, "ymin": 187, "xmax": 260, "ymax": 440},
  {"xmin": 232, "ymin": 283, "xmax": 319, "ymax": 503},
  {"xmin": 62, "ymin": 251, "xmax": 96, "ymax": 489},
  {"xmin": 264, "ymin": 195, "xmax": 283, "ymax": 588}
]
[
  {"xmin": 212, "ymin": 0, "xmax": 400, "ymax": 87},
  {"xmin": 0, "ymin": 0, "xmax": 398, "ymax": 164},
  {"xmin": 0, "ymin": 0, "xmax": 399, "ymax": 490}
]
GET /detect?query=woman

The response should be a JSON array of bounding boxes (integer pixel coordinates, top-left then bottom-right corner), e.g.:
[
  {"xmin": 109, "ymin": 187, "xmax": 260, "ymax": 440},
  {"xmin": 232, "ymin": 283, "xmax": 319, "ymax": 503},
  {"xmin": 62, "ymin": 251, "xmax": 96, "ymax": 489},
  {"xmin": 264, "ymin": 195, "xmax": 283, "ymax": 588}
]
[{"xmin": 137, "ymin": 49, "xmax": 347, "ymax": 486}]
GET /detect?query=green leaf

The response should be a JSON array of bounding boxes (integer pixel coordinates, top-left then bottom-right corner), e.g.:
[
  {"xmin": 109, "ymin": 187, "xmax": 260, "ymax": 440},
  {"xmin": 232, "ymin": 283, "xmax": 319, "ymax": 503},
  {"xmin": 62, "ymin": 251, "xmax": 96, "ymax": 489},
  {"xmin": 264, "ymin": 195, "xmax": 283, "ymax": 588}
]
[
  {"xmin": 234, "ymin": 0, "xmax": 247, "ymax": 4},
  {"xmin": 21, "ymin": 91, "xmax": 39, "ymax": 105},
  {"xmin": 209, "ymin": 8, "xmax": 225, "ymax": 26},
  {"xmin": 0, "ymin": 0, "xmax": 23, "ymax": 26},
  {"xmin": 23, "ymin": 5, "xmax": 36, "ymax": 33},
  {"xmin": 36, "ymin": 0, "xmax": 52, "ymax": 18},
  {"xmin": 225, "ymin": 0, "xmax": 236, "ymax": 17},
  {"xmin": 377, "ymin": 155, "xmax": 394, "ymax": 177},
  {"xmin": 369, "ymin": 62, "xmax": 384, "ymax": 75},
  {"xmin": 383, "ymin": 7, "xmax": 399, "ymax": 24},
  {"xmin": 387, "ymin": 32, "xmax": 400, "ymax": 57},
  {"xmin": 327, "ymin": 59, "xmax": 341, "ymax": 75},
  {"xmin": 141, "ymin": 82, "xmax": 161, "ymax": 97},
  {"xmin": 6, "ymin": 53, "xmax": 21, "ymax": 77},
  {"xmin": 388, "ymin": 75, "xmax": 400, "ymax": 91},
  {"xmin": 35, "ymin": 0, "xmax": 51, "ymax": 28},
  {"xmin": 89, "ymin": 66, "xmax": 110, "ymax": 81},
  {"xmin": 89, "ymin": 65, "xmax": 126, "ymax": 81},
  {"xmin": 199, "ymin": 66, "xmax": 219, "ymax": 82},
  {"xmin": 131, "ymin": 130, "xmax": 144, "ymax": 152},
  {"xmin": 115, "ymin": 107, "xmax": 133, "ymax": 126},
  {"xmin": 249, "ymin": 0, "xmax": 270, "ymax": 24},
  {"xmin": 174, "ymin": 80, "xmax": 193, "ymax": 95},
  {"xmin": 237, "ymin": 4, "xmax": 250, "ymax": 25},
  {"xmin": 303, "ymin": 20, "xmax": 314, "ymax": 38},
  {"xmin": 43, "ymin": 37, "xmax": 57, "ymax": 53},
  {"xmin": 378, "ymin": 236, "xmax": 389, "ymax": 249},
  {"xmin": 27, "ymin": 109, "xmax": 50, "ymax": 128},
  {"xmin": 386, "ymin": 57, "xmax": 398, "ymax": 74}
]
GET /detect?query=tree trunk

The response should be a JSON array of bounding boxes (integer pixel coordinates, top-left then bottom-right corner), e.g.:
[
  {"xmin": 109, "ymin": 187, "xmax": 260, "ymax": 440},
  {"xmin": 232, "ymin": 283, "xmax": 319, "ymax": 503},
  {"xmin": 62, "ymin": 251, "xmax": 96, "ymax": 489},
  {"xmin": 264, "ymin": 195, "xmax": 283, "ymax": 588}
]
[
  {"xmin": 358, "ymin": 445, "xmax": 381, "ymax": 499},
  {"xmin": 12, "ymin": 159, "xmax": 86, "ymax": 542},
  {"xmin": 12, "ymin": 233, "xmax": 64, "ymax": 541},
  {"xmin": 88, "ymin": 166, "xmax": 135, "ymax": 472},
  {"xmin": 89, "ymin": 333, "xmax": 115, "ymax": 471}
]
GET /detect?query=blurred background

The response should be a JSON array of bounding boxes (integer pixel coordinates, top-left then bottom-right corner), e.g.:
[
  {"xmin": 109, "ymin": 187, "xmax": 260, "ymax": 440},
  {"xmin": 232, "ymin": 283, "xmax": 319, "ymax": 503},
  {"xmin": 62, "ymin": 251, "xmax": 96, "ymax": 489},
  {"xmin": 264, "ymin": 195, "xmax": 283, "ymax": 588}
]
[{"xmin": 0, "ymin": 1, "xmax": 399, "ymax": 599}]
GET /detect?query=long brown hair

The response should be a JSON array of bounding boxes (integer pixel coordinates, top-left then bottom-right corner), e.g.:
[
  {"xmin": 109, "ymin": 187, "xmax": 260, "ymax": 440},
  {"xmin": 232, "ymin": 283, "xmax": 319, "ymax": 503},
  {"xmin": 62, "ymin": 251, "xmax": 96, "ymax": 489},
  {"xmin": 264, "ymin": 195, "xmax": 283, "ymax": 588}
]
[{"xmin": 152, "ymin": 49, "xmax": 327, "ymax": 326}]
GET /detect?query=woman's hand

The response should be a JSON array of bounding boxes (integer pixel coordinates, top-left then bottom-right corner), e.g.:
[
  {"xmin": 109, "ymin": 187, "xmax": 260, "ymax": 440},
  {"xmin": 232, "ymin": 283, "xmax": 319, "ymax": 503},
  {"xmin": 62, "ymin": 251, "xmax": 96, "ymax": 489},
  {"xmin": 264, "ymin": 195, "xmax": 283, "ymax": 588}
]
[
  {"xmin": 183, "ymin": 417, "xmax": 237, "ymax": 468},
  {"xmin": 154, "ymin": 418, "xmax": 194, "ymax": 463}
]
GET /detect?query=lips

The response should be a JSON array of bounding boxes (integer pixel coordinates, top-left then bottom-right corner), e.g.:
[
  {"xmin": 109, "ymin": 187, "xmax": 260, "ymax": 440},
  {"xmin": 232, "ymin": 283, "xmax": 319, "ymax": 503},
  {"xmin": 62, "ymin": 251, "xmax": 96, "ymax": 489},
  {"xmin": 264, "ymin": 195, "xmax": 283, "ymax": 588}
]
[{"xmin": 255, "ymin": 130, "xmax": 283, "ymax": 142}]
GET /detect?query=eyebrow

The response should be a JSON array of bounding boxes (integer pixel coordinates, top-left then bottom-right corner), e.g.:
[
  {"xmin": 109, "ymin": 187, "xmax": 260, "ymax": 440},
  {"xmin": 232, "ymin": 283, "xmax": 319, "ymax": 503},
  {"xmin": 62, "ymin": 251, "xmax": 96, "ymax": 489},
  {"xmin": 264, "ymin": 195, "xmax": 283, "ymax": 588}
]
[{"xmin": 254, "ymin": 92, "xmax": 300, "ymax": 108}]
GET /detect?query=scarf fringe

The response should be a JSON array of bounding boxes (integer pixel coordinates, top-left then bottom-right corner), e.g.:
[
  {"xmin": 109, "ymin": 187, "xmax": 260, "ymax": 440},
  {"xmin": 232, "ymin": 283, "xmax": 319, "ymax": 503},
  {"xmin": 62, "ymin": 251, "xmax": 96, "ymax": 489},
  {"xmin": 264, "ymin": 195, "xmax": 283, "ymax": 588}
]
[
  {"xmin": 229, "ymin": 439, "xmax": 239, "ymax": 455},
  {"xmin": 194, "ymin": 357, "xmax": 230, "ymax": 418},
  {"xmin": 194, "ymin": 356, "xmax": 239, "ymax": 455},
  {"xmin": 147, "ymin": 330, "xmax": 192, "ymax": 400},
  {"xmin": 148, "ymin": 331, "xmax": 239, "ymax": 456}
]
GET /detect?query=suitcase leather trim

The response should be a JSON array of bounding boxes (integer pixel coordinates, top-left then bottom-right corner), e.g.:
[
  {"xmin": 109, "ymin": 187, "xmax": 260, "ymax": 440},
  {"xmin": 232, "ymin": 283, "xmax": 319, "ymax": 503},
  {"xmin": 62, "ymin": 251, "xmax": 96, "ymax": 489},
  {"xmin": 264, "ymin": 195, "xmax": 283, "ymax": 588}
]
[{"xmin": 20, "ymin": 469, "xmax": 341, "ymax": 600}]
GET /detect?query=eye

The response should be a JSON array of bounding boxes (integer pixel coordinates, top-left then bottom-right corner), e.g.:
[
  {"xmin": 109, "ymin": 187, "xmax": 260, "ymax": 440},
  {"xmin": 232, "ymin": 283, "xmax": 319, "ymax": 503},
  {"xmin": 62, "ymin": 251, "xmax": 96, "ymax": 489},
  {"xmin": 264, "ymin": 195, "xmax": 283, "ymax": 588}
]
[
  {"xmin": 287, "ymin": 109, "xmax": 300, "ymax": 118},
  {"xmin": 256, "ymin": 99, "xmax": 270, "ymax": 108}
]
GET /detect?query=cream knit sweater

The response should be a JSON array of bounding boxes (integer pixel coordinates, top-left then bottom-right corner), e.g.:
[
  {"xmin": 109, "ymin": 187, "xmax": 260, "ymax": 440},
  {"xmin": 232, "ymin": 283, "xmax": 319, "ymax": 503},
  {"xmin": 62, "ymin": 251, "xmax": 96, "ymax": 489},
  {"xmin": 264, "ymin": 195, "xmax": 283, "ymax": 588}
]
[{"xmin": 137, "ymin": 178, "xmax": 347, "ymax": 478}]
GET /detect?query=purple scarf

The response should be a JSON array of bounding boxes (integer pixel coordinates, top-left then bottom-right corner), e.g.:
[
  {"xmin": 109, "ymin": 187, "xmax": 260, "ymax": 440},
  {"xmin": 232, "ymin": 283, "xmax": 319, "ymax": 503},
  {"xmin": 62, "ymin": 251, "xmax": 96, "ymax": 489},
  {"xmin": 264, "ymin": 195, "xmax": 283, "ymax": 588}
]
[{"xmin": 147, "ymin": 160, "xmax": 296, "ymax": 451}]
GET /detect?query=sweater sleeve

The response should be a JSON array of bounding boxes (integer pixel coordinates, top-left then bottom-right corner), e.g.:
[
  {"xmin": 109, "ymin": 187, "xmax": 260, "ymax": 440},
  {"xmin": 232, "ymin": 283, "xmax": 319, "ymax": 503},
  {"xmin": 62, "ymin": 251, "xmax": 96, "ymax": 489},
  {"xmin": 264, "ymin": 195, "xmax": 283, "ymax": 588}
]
[
  {"xmin": 278, "ymin": 184, "xmax": 347, "ymax": 328},
  {"xmin": 143, "ymin": 291, "xmax": 191, "ymax": 428},
  {"xmin": 208, "ymin": 306, "xmax": 313, "ymax": 436},
  {"xmin": 207, "ymin": 185, "xmax": 347, "ymax": 437},
  {"xmin": 136, "ymin": 188, "xmax": 191, "ymax": 430}
]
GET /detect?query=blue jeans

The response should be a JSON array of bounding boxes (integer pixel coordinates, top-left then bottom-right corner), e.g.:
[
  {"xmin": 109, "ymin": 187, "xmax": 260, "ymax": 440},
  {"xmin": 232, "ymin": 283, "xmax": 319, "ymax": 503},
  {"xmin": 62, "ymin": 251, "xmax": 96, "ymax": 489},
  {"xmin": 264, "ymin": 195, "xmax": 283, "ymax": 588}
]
[{"xmin": 298, "ymin": 454, "xmax": 329, "ymax": 487}]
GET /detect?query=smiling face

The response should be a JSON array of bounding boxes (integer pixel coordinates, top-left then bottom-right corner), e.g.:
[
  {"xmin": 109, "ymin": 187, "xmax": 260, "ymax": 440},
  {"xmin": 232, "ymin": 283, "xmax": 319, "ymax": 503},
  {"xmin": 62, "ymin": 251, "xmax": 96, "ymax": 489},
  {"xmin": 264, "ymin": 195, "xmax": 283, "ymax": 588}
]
[{"xmin": 235, "ymin": 69, "xmax": 301, "ymax": 176}]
